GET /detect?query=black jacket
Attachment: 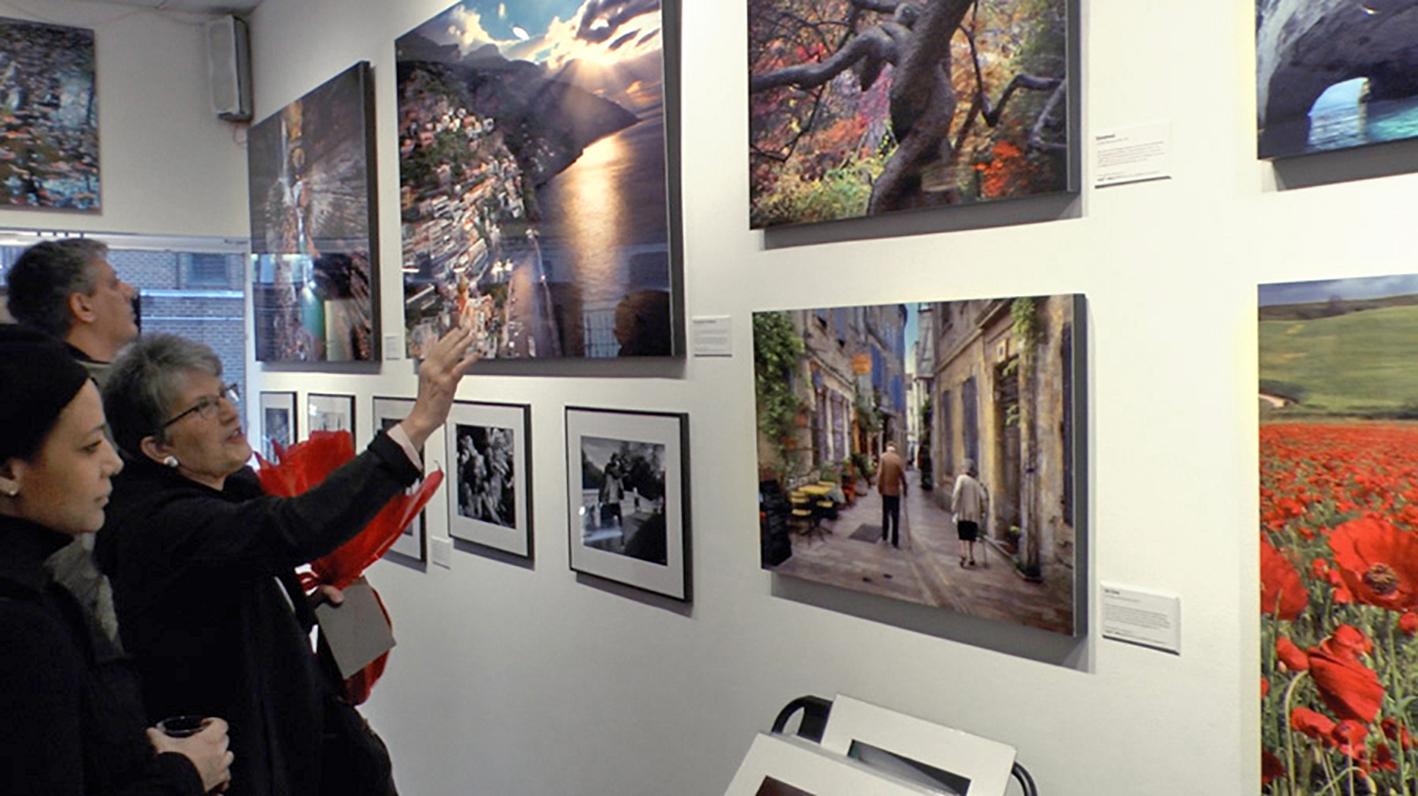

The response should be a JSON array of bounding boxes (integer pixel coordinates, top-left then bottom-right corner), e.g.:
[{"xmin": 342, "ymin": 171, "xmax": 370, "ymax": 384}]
[
  {"xmin": 95, "ymin": 431, "xmax": 420, "ymax": 796},
  {"xmin": 0, "ymin": 516, "xmax": 203, "ymax": 796}
]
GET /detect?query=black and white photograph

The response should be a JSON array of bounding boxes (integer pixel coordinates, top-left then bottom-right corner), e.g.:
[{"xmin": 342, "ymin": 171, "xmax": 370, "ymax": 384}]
[
  {"xmin": 579, "ymin": 436, "xmax": 667, "ymax": 565},
  {"xmin": 445, "ymin": 401, "xmax": 531, "ymax": 558},
  {"xmin": 306, "ymin": 392, "xmax": 354, "ymax": 435},
  {"xmin": 374, "ymin": 396, "xmax": 426, "ymax": 562},
  {"xmin": 258, "ymin": 391, "xmax": 296, "ymax": 461},
  {"xmin": 564, "ymin": 407, "xmax": 689, "ymax": 601},
  {"xmin": 819, "ymin": 696, "xmax": 1015, "ymax": 796},
  {"xmin": 724, "ymin": 733, "xmax": 938, "ymax": 796}
]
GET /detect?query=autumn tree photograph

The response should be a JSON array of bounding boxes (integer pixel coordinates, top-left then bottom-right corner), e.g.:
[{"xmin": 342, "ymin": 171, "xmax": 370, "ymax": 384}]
[{"xmin": 747, "ymin": 0, "xmax": 1073, "ymax": 228}]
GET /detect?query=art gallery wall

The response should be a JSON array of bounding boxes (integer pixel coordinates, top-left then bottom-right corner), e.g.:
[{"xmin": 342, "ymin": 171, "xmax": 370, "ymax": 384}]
[
  {"xmin": 240, "ymin": 0, "xmax": 1418, "ymax": 794},
  {"xmin": 0, "ymin": 0, "xmax": 246, "ymax": 238}
]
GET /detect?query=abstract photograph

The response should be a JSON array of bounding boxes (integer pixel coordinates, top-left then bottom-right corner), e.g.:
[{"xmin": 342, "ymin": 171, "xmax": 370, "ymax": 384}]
[
  {"xmin": 565, "ymin": 407, "xmax": 688, "ymax": 600},
  {"xmin": 248, "ymin": 62, "xmax": 378, "ymax": 362},
  {"xmin": 258, "ymin": 391, "xmax": 296, "ymax": 461},
  {"xmin": 397, "ymin": 0, "xmax": 677, "ymax": 361},
  {"xmin": 445, "ymin": 401, "xmax": 531, "ymax": 557},
  {"xmin": 748, "ymin": 0, "xmax": 1073, "ymax": 228},
  {"xmin": 307, "ymin": 393, "xmax": 354, "ymax": 435},
  {"xmin": 754, "ymin": 296, "xmax": 1084, "ymax": 635},
  {"xmin": 1259, "ymin": 273, "xmax": 1418, "ymax": 793},
  {"xmin": 1257, "ymin": 1, "xmax": 1418, "ymax": 159},
  {"xmin": 374, "ymin": 397, "xmax": 426, "ymax": 562},
  {"xmin": 0, "ymin": 18, "xmax": 99, "ymax": 210}
]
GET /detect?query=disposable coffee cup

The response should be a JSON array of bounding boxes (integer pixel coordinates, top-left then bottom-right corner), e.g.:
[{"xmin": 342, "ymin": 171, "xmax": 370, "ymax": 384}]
[{"xmin": 156, "ymin": 715, "xmax": 208, "ymax": 738}]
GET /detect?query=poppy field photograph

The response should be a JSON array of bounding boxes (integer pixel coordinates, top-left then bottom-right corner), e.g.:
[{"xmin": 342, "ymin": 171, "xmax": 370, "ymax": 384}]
[{"xmin": 1259, "ymin": 273, "xmax": 1418, "ymax": 794}]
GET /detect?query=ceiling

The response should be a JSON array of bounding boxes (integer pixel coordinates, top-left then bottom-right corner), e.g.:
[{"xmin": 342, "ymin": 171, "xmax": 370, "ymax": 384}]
[{"xmin": 74, "ymin": 0, "xmax": 263, "ymax": 14}]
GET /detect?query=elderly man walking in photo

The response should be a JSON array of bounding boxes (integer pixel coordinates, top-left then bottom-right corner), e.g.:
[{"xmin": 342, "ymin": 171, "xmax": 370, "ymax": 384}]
[{"xmin": 877, "ymin": 443, "xmax": 908, "ymax": 548}]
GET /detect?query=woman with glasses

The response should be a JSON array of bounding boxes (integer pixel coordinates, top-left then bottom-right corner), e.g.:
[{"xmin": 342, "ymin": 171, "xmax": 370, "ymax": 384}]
[
  {"xmin": 96, "ymin": 329, "xmax": 476, "ymax": 796},
  {"xmin": 0, "ymin": 325, "xmax": 233, "ymax": 795}
]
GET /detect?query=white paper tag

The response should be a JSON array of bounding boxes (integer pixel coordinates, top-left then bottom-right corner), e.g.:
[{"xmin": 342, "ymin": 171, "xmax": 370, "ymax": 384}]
[
  {"xmin": 690, "ymin": 315, "xmax": 733, "ymax": 357},
  {"xmin": 1093, "ymin": 123, "xmax": 1171, "ymax": 188},
  {"xmin": 1100, "ymin": 583, "xmax": 1181, "ymax": 654}
]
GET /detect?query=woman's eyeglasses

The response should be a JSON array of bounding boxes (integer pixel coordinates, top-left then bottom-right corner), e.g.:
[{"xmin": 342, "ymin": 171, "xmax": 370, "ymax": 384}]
[{"xmin": 161, "ymin": 383, "xmax": 241, "ymax": 429}]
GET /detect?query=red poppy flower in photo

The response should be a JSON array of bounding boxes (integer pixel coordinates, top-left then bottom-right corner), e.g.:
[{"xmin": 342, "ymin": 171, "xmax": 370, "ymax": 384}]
[
  {"xmin": 1261, "ymin": 677, "xmax": 1270, "ymax": 698},
  {"xmin": 1332, "ymin": 720, "xmax": 1368, "ymax": 760},
  {"xmin": 1308, "ymin": 632, "xmax": 1385, "ymax": 723},
  {"xmin": 1261, "ymin": 536, "xmax": 1308, "ymax": 620},
  {"xmin": 1276, "ymin": 636, "xmax": 1309, "ymax": 671},
  {"xmin": 1373, "ymin": 742, "xmax": 1398, "ymax": 772},
  {"xmin": 1261, "ymin": 750, "xmax": 1284, "ymax": 785},
  {"xmin": 1291, "ymin": 707, "xmax": 1336, "ymax": 740},
  {"xmin": 1328, "ymin": 516, "xmax": 1418, "ymax": 611},
  {"xmin": 1325, "ymin": 624, "xmax": 1374, "ymax": 658},
  {"xmin": 1402, "ymin": 611, "xmax": 1418, "ymax": 636},
  {"xmin": 1383, "ymin": 718, "xmax": 1414, "ymax": 750}
]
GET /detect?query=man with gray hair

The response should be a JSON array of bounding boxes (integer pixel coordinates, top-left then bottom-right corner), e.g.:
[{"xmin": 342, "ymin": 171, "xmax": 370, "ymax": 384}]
[
  {"xmin": 5, "ymin": 238, "xmax": 139, "ymax": 385},
  {"xmin": 5, "ymin": 238, "xmax": 138, "ymax": 645}
]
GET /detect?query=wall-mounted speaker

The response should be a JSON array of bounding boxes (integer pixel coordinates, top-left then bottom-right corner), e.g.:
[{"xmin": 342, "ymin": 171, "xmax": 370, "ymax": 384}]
[{"xmin": 205, "ymin": 15, "xmax": 251, "ymax": 122}]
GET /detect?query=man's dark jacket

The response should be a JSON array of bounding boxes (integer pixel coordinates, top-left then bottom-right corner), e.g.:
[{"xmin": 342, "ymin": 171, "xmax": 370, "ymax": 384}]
[
  {"xmin": 0, "ymin": 516, "xmax": 203, "ymax": 795},
  {"xmin": 96, "ymin": 432, "xmax": 418, "ymax": 796}
]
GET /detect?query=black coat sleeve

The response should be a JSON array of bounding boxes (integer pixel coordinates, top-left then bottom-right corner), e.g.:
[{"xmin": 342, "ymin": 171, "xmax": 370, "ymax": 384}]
[
  {"xmin": 111, "ymin": 432, "xmax": 421, "ymax": 588},
  {"xmin": 0, "ymin": 603, "xmax": 203, "ymax": 796}
]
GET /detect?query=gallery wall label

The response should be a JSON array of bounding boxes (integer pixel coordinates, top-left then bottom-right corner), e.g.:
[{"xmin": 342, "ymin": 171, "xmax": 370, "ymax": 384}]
[
  {"xmin": 1099, "ymin": 583, "xmax": 1179, "ymax": 654},
  {"xmin": 690, "ymin": 315, "xmax": 732, "ymax": 357},
  {"xmin": 1092, "ymin": 123, "xmax": 1171, "ymax": 188}
]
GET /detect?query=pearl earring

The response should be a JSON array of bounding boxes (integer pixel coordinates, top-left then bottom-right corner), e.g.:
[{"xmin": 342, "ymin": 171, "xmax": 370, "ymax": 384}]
[
  {"xmin": 1, "ymin": 486, "xmax": 16, "ymax": 497},
  {"xmin": 162, "ymin": 455, "xmax": 180, "ymax": 468}
]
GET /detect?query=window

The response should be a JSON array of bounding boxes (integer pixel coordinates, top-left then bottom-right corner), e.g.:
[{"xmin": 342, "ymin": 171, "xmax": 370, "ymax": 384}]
[{"xmin": 0, "ymin": 232, "xmax": 248, "ymax": 412}]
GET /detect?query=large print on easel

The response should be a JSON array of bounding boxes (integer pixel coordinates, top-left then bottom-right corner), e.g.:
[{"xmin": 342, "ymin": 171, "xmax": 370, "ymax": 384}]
[
  {"xmin": 753, "ymin": 296, "xmax": 1085, "ymax": 636},
  {"xmin": 248, "ymin": 62, "xmax": 379, "ymax": 363},
  {"xmin": 1258, "ymin": 274, "xmax": 1418, "ymax": 793},
  {"xmin": 747, "ymin": 0, "xmax": 1076, "ymax": 228},
  {"xmin": 397, "ymin": 0, "xmax": 678, "ymax": 360}
]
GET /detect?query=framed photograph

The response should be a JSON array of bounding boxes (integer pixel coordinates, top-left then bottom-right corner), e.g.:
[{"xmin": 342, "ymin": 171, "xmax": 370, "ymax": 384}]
[
  {"xmin": 257, "ymin": 391, "xmax": 297, "ymax": 460},
  {"xmin": 372, "ymin": 397, "xmax": 426, "ymax": 562},
  {"xmin": 0, "ymin": 18, "xmax": 99, "ymax": 210},
  {"xmin": 754, "ymin": 296, "xmax": 1087, "ymax": 637},
  {"xmin": 396, "ymin": 0, "xmax": 681, "ymax": 360},
  {"xmin": 819, "ymin": 695, "xmax": 1016, "ymax": 796},
  {"xmin": 445, "ymin": 401, "xmax": 532, "ymax": 558},
  {"xmin": 747, "ymin": 0, "xmax": 1078, "ymax": 228},
  {"xmin": 1258, "ymin": 273, "xmax": 1418, "ymax": 792},
  {"xmin": 248, "ymin": 61, "xmax": 379, "ymax": 362},
  {"xmin": 306, "ymin": 393, "xmax": 355, "ymax": 436},
  {"xmin": 725, "ymin": 733, "xmax": 939, "ymax": 796},
  {"xmin": 565, "ymin": 407, "xmax": 689, "ymax": 600},
  {"xmin": 1257, "ymin": 5, "xmax": 1418, "ymax": 159}
]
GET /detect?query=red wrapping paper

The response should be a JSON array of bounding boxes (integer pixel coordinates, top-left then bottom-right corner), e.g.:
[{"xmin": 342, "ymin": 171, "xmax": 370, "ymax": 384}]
[{"xmin": 256, "ymin": 430, "xmax": 443, "ymax": 702}]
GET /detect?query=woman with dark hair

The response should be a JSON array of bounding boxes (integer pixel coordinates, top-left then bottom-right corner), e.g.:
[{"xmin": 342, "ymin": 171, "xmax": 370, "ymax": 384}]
[
  {"xmin": 0, "ymin": 324, "xmax": 232, "ymax": 795},
  {"xmin": 96, "ymin": 326, "xmax": 475, "ymax": 796}
]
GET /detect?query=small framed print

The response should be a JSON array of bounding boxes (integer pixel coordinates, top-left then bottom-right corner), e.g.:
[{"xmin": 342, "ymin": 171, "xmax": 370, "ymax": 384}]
[
  {"xmin": 725, "ymin": 733, "xmax": 939, "ymax": 796},
  {"xmin": 819, "ymin": 695, "xmax": 1016, "ymax": 796},
  {"xmin": 564, "ymin": 407, "xmax": 690, "ymax": 601},
  {"xmin": 445, "ymin": 401, "xmax": 532, "ymax": 559},
  {"xmin": 306, "ymin": 393, "xmax": 355, "ymax": 436},
  {"xmin": 258, "ymin": 391, "xmax": 297, "ymax": 460},
  {"xmin": 372, "ymin": 396, "xmax": 426, "ymax": 562}
]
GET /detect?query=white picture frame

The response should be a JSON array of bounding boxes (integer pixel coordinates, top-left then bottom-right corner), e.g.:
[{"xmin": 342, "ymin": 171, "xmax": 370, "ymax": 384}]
[
  {"xmin": 306, "ymin": 392, "xmax": 355, "ymax": 436},
  {"xmin": 258, "ymin": 390, "xmax": 297, "ymax": 460},
  {"xmin": 819, "ymin": 695, "xmax": 1016, "ymax": 796},
  {"xmin": 445, "ymin": 401, "xmax": 532, "ymax": 559},
  {"xmin": 372, "ymin": 396, "xmax": 426, "ymax": 562},
  {"xmin": 564, "ymin": 407, "xmax": 690, "ymax": 601},
  {"xmin": 724, "ymin": 733, "xmax": 939, "ymax": 796}
]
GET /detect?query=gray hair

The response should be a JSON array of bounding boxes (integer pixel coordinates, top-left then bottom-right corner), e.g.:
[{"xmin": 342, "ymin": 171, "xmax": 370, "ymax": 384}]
[
  {"xmin": 4, "ymin": 239, "xmax": 109, "ymax": 338},
  {"xmin": 962, "ymin": 458, "xmax": 976, "ymax": 476},
  {"xmin": 103, "ymin": 334, "xmax": 223, "ymax": 459}
]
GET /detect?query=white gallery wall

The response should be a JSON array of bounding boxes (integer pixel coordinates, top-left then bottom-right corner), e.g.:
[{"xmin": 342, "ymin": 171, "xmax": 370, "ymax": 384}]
[
  {"xmin": 0, "ymin": 0, "xmax": 247, "ymax": 238},
  {"xmin": 234, "ymin": 0, "xmax": 1418, "ymax": 794}
]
